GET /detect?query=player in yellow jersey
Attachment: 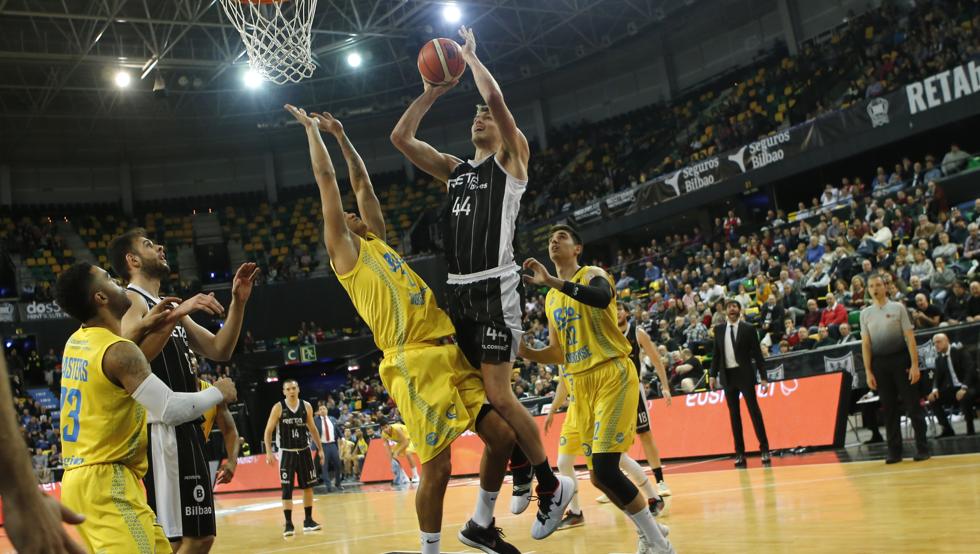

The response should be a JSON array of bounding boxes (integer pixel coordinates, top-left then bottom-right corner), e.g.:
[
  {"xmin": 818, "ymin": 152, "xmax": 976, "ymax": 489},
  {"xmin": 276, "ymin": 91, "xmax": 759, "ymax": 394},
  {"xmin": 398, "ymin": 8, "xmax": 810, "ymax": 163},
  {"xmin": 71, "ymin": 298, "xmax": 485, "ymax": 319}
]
[
  {"xmin": 197, "ymin": 379, "xmax": 241, "ymax": 488},
  {"xmin": 53, "ymin": 262, "xmax": 237, "ymax": 554},
  {"xmin": 519, "ymin": 225, "xmax": 675, "ymax": 554},
  {"xmin": 285, "ymin": 103, "xmax": 528, "ymax": 554},
  {"xmin": 380, "ymin": 420, "xmax": 420, "ymax": 483}
]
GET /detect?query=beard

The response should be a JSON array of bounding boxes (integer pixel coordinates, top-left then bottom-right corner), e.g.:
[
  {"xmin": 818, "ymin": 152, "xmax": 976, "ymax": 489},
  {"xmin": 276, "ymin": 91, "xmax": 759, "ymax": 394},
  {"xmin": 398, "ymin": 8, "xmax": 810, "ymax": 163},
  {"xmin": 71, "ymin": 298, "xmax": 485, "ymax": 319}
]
[
  {"xmin": 139, "ymin": 254, "xmax": 170, "ymax": 281},
  {"xmin": 110, "ymin": 291, "xmax": 133, "ymax": 320}
]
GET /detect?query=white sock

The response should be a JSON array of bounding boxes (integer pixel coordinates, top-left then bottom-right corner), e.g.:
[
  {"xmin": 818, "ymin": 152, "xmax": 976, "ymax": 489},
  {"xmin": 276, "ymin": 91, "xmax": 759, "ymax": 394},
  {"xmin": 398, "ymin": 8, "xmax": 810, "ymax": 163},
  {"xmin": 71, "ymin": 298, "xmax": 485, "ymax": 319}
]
[
  {"xmin": 628, "ymin": 506, "xmax": 667, "ymax": 548},
  {"xmin": 412, "ymin": 467, "xmax": 420, "ymax": 479},
  {"xmin": 472, "ymin": 487, "xmax": 498, "ymax": 528},
  {"xmin": 557, "ymin": 453, "xmax": 581, "ymax": 513},
  {"xmin": 420, "ymin": 531, "xmax": 440, "ymax": 554},
  {"xmin": 620, "ymin": 455, "xmax": 658, "ymax": 499}
]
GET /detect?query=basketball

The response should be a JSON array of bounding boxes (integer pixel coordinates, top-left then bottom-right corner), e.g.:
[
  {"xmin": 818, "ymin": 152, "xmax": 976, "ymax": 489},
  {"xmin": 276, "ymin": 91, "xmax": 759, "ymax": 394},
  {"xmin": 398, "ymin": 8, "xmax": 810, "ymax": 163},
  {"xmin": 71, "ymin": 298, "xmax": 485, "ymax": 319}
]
[{"xmin": 417, "ymin": 38, "xmax": 466, "ymax": 85}]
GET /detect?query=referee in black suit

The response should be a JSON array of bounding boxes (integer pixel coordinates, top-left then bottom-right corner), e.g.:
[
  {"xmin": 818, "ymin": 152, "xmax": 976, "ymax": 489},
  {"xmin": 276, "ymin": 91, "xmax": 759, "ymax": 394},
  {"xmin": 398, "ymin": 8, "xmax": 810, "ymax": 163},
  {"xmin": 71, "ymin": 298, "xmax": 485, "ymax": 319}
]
[{"xmin": 709, "ymin": 299, "xmax": 771, "ymax": 468}]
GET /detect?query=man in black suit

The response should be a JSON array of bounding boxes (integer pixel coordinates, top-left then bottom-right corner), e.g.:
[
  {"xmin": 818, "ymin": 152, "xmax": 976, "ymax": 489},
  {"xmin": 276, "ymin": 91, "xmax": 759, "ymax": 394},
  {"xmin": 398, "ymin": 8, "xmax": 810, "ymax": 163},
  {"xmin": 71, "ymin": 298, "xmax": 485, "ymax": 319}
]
[
  {"xmin": 313, "ymin": 403, "xmax": 343, "ymax": 491},
  {"xmin": 929, "ymin": 333, "xmax": 977, "ymax": 436},
  {"xmin": 710, "ymin": 300, "xmax": 771, "ymax": 468}
]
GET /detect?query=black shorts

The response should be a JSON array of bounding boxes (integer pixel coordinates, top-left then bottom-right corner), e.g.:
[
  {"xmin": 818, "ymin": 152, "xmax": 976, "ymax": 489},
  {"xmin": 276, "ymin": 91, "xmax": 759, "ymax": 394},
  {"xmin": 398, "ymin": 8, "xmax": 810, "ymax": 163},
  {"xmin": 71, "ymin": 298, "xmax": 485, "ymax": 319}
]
[
  {"xmin": 446, "ymin": 271, "xmax": 525, "ymax": 369},
  {"xmin": 145, "ymin": 422, "xmax": 216, "ymax": 541},
  {"xmin": 280, "ymin": 449, "xmax": 319, "ymax": 492},
  {"xmin": 636, "ymin": 388, "xmax": 651, "ymax": 434}
]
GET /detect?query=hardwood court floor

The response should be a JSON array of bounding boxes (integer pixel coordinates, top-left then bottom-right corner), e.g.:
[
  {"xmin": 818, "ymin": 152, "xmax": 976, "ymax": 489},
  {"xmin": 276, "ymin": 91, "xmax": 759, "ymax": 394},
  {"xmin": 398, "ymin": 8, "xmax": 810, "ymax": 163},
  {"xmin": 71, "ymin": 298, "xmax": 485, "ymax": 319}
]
[{"xmin": 3, "ymin": 452, "xmax": 978, "ymax": 553}]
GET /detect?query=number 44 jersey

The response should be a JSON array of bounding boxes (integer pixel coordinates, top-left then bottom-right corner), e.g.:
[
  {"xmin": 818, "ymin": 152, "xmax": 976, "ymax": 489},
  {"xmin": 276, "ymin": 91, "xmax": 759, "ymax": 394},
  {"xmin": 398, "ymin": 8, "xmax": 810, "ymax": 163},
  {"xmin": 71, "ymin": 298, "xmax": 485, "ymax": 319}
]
[
  {"xmin": 60, "ymin": 327, "xmax": 149, "ymax": 477},
  {"xmin": 443, "ymin": 155, "xmax": 526, "ymax": 278}
]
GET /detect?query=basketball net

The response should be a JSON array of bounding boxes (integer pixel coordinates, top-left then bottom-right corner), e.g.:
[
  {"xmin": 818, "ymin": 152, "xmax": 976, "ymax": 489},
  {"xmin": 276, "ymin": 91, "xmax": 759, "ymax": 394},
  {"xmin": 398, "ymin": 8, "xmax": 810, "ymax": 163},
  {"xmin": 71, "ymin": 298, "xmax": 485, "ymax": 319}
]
[{"xmin": 218, "ymin": 0, "xmax": 317, "ymax": 85}]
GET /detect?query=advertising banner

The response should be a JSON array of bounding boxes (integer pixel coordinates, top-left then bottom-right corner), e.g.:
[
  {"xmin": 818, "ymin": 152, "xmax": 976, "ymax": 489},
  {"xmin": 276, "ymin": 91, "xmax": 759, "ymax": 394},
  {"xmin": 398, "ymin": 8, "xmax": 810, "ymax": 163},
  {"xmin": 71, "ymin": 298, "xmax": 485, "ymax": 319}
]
[
  {"xmin": 213, "ymin": 454, "xmax": 284, "ymax": 494},
  {"xmin": 0, "ymin": 302, "xmax": 16, "ymax": 322},
  {"xmin": 360, "ymin": 372, "xmax": 848, "ymax": 482},
  {"xmin": 18, "ymin": 301, "xmax": 70, "ymax": 321}
]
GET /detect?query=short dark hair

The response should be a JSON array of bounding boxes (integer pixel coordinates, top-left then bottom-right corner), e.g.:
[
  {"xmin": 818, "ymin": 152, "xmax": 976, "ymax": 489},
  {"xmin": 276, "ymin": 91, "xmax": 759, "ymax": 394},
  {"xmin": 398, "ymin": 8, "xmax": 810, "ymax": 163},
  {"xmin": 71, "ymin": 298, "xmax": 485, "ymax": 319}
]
[
  {"xmin": 55, "ymin": 262, "xmax": 98, "ymax": 322},
  {"xmin": 475, "ymin": 104, "xmax": 489, "ymax": 115},
  {"xmin": 725, "ymin": 299, "xmax": 742, "ymax": 311},
  {"xmin": 282, "ymin": 378, "xmax": 299, "ymax": 387},
  {"xmin": 108, "ymin": 228, "xmax": 148, "ymax": 282},
  {"xmin": 550, "ymin": 224, "xmax": 582, "ymax": 245}
]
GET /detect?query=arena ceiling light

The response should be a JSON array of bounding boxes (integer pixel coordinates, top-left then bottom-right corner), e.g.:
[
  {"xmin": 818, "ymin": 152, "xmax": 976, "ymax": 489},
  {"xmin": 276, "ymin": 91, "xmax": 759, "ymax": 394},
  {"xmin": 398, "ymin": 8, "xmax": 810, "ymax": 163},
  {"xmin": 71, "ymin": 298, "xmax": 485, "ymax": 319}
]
[
  {"xmin": 114, "ymin": 70, "xmax": 132, "ymax": 88},
  {"xmin": 346, "ymin": 52, "xmax": 363, "ymax": 68},
  {"xmin": 443, "ymin": 3, "xmax": 462, "ymax": 23},
  {"xmin": 242, "ymin": 68, "xmax": 263, "ymax": 89}
]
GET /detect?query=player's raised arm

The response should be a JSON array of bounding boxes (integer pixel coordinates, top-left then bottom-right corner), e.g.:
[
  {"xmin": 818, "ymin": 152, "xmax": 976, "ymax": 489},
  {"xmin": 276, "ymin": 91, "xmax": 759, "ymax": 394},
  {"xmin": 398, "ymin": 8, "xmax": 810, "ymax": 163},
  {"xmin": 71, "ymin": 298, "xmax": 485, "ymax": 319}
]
[
  {"xmin": 314, "ymin": 112, "xmax": 386, "ymax": 240},
  {"xmin": 285, "ymin": 104, "xmax": 359, "ymax": 274},
  {"xmin": 390, "ymin": 82, "xmax": 464, "ymax": 183},
  {"xmin": 458, "ymin": 26, "xmax": 529, "ymax": 168}
]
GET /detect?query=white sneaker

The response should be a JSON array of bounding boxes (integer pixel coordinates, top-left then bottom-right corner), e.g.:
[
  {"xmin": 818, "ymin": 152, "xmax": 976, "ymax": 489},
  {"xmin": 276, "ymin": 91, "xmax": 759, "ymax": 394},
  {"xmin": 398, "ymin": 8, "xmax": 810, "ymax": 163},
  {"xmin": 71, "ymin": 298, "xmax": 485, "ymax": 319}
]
[
  {"xmin": 510, "ymin": 482, "xmax": 532, "ymax": 514},
  {"xmin": 657, "ymin": 521, "xmax": 670, "ymax": 537},
  {"xmin": 638, "ymin": 533, "xmax": 676, "ymax": 554},
  {"xmin": 657, "ymin": 481, "xmax": 672, "ymax": 497},
  {"xmin": 531, "ymin": 475, "xmax": 575, "ymax": 540},
  {"xmin": 596, "ymin": 493, "xmax": 611, "ymax": 504},
  {"xmin": 411, "ymin": 475, "xmax": 420, "ymax": 484}
]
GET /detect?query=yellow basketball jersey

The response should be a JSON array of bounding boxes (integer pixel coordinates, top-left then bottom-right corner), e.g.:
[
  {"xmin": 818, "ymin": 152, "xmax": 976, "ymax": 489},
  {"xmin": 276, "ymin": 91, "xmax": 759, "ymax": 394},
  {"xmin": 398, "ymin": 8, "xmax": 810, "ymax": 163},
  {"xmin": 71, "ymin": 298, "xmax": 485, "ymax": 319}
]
[
  {"xmin": 382, "ymin": 423, "xmax": 410, "ymax": 444},
  {"xmin": 335, "ymin": 233, "xmax": 455, "ymax": 352},
  {"xmin": 199, "ymin": 380, "xmax": 218, "ymax": 438},
  {"xmin": 60, "ymin": 326, "xmax": 148, "ymax": 477},
  {"xmin": 545, "ymin": 266, "xmax": 631, "ymax": 376}
]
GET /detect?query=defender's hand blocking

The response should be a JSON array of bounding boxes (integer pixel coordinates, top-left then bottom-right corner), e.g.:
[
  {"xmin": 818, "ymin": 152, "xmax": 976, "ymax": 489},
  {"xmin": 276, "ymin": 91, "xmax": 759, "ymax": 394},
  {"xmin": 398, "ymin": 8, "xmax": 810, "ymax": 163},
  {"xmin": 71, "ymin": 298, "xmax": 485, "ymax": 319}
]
[
  {"xmin": 522, "ymin": 258, "xmax": 554, "ymax": 287},
  {"xmin": 311, "ymin": 112, "xmax": 344, "ymax": 136},
  {"xmin": 458, "ymin": 26, "xmax": 477, "ymax": 60},
  {"xmin": 141, "ymin": 296, "xmax": 181, "ymax": 331},
  {"xmin": 213, "ymin": 377, "xmax": 238, "ymax": 404},
  {"xmin": 284, "ymin": 104, "xmax": 317, "ymax": 128}
]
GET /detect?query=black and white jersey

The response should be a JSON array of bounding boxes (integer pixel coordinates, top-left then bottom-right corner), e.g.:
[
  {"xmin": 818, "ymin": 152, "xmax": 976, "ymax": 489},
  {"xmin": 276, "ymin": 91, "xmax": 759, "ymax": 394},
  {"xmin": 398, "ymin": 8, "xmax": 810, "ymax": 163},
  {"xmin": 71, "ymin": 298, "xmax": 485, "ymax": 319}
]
[
  {"xmin": 443, "ymin": 154, "xmax": 526, "ymax": 282},
  {"xmin": 128, "ymin": 285, "xmax": 197, "ymax": 396},
  {"xmin": 277, "ymin": 400, "xmax": 310, "ymax": 451},
  {"xmin": 626, "ymin": 320, "xmax": 642, "ymax": 376}
]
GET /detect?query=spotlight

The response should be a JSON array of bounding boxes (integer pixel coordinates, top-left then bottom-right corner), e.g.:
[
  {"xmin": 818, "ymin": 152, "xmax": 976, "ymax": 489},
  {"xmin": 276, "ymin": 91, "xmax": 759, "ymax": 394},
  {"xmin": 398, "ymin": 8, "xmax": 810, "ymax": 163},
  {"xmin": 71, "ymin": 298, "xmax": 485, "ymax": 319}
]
[
  {"xmin": 443, "ymin": 3, "xmax": 461, "ymax": 23},
  {"xmin": 346, "ymin": 52, "xmax": 363, "ymax": 68},
  {"xmin": 243, "ymin": 68, "xmax": 263, "ymax": 89},
  {"xmin": 114, "ymin": 70, "xmax": 132, "ymax": 88}
]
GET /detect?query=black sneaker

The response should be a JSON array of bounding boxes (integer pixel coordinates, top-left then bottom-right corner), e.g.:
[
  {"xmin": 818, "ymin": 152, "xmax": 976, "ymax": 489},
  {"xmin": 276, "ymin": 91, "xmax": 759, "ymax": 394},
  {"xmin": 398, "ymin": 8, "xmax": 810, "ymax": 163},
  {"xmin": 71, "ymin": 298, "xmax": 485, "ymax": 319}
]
[
  {"xmin": 303, "ymin": 519, "xmax": 321, "ymax": 532},
  {"xmin": 283, "ymin": 522, "xmax": 295, "ymax": 537},
  {"xmin": 457, "ymin": 518, "xmax": 521, "ymax": 554},
  {"xmin": 557, "ymin": 510, "xmax": 584, "ymax": 530}
]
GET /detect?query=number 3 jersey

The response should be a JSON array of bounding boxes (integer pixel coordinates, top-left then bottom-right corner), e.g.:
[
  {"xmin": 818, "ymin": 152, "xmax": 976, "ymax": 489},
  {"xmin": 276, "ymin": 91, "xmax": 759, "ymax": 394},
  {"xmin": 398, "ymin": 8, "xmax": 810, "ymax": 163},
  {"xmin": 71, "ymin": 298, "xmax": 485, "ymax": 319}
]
[
  {"xmin": 335, "ymin": 232, "xmax": 455, "ymax": 352},
  {"xmin": 443, "ymin": 155, "xmax": 526, "ymax": 280},
  {"xmin": 545, "ymin": 266, "xmax": 632, "ymax": 376},
  {"xmin": 60, "ymin": 326, "xmax": 149, "ymax": 477}
]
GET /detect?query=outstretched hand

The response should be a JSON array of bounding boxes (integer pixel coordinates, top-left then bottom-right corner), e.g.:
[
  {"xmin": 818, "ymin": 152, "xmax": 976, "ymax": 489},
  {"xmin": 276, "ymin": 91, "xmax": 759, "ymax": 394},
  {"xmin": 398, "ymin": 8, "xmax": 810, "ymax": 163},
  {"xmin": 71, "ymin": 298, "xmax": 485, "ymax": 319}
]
[
  {"xmin": 231, "ymin": 262, "xmax": 261, "ymax": 304},
  {"xmin": 284, "ymin": 104, "xmax": 317, "ymax": 128},
  {"xmin": 311, "ymin": 112, "xmax": 344, "ymax": 137},
  {"xmin": 522, "ymin": 258, "xmax": 555, "ymax": 287},
  {"xmin": 458, "ymin": 26, "xmax": 477, "ymax": 59}
]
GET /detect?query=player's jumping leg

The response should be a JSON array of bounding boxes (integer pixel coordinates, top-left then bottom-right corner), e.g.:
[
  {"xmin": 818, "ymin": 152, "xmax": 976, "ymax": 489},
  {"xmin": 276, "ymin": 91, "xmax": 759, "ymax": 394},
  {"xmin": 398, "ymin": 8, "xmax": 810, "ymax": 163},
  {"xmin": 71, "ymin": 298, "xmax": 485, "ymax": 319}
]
[
  {"xmin": 415, "ymin": 448, "xmax": 452, "ymax": 554},
  {"xmin": 591, "ymin": 453, "xmax": 673, "ymax": 554},
  {"xmin": 482, "ymin": 361, "xmax": 574, "ymax": 539},
  {"xmin": 458, "ymin": 406, "xmax": 521, "ymax": 553},
  {"xmin": 556, "ymin": 453, "xmax": 584, "ymax": 529}
]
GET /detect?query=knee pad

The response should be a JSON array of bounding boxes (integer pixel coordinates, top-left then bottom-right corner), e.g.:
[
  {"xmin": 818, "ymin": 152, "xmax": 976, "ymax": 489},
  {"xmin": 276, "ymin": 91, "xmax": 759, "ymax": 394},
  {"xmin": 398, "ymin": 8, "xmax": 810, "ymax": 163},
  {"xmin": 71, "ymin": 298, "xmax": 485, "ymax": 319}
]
[
  {"xmin": 591, "ymin": 453, "xmax": 639, "ymax": 505},
  {"xmin": 475, "ymin": 403, "xmax": 494, "ymax": 427}
]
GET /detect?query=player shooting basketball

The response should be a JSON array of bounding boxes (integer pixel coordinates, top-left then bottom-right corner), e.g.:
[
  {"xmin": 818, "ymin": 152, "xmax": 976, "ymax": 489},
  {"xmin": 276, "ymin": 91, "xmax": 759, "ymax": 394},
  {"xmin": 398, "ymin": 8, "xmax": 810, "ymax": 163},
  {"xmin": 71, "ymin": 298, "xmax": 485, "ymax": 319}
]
[
  {"xmin": 285, "ymin": 103, "xmax": 522, "ymax": 554},
  {"xmin": 391, "ymin": 26, "xmax": 574, "ymax": 539}
]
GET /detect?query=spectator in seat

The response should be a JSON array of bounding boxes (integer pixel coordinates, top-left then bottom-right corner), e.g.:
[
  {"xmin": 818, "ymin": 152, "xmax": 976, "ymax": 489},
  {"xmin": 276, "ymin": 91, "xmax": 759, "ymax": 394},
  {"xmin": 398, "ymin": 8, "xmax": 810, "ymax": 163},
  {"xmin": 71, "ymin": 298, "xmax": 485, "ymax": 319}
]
[
  {"xmin": 794, "ymin": 327, "xmax": 815, "ymax": 351},
  {"xmin": 871, "ymin": 167, "xmax": 889, "ymax": 191},
  {"xmin": 836, "ymin": 323, "xmax": 858, "ymax": 344},
  {"xmin": 846, "ymin": 276, "xmax": 867, "ymax": 309},
  {"xmin": 759, "ymin": 294, "xmax": 785, "ymax": 338},
  {"xmin": 820, "ymin": 293, "xmax": 848, "ymax": 330},
  {"xmin": 803, "ymin": 262, "xmax": 831, "ymax": 296},
  {"xmin": 967, "ymin": 281, "xmax": 980, "ymax": 323},
  {"xmin": 643, "ymin": 261, "xmax": 661, "ymax": 285},
  {"xmin": 805, "ymin": 236, "xmax": 825, "ymax": 264},
  {"xmin": 941, "ymin": 143, "xmax": 969, "ymax": 175},
  {"xmin": 909, "ymin": 249, "xmax": 935, "ymax": 286},
  {"xmin": 615, "ymin": 270, "xmax": 636, "ymax": 291},
  {"xmin": 671, "ymin": 348, "xmax": 703, "ymax": 393},
  {"xmin": 913, "ymin": 215, "xmax": 939, "ymax": 243},
  {"xmin": 928, "ymin": 334, "xmax": 977, "ymax": 436},
  {"xmin": 733, "ymin": 283, "xmax": 752, "ymax": 310},
  {"xmin": 802, "ymin": 299, "xmax": 822, "ymax": 329},
  {"xmin": 930, "ymin": 258, "xmax": 956, "ymax": 304},
  {"xmin": 962, "ymin": 223, "xmax": 980, "ymax": 261},
  {"xmin": 911, "ymin": 293, "xmax": 942, "ymax": 329},
  {"xmin": 857, "ymin": 258, "xmax": 876, "ymax": 286},
  {"xmin": 932, "ymin": 233, "xmax": 958, "ymax": 261},
  {"xmin": 820, "ymin": 184, "xmax": 839, "ymax": 207},
  {"xmin": 944, "ymin": 281, "xmax": 971, "ymax": 324},
  {"xmin": 923, "ymin": 157, "xmax": 943, "ymax": 182},
  {"xmin": 755, "ymin": 274, "xmax": 773, "ymax": 305},
  {"xmin": 813, "ymin": 326, "xmax": 835, "ymax": 349}
]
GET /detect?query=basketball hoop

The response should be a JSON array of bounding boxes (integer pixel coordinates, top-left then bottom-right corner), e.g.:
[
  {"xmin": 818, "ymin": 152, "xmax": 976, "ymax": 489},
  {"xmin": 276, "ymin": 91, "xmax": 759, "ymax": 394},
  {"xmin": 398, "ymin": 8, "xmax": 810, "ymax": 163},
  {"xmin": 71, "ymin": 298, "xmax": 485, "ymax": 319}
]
[{"xmin": 219, "ymin": 0, "xmax": 317, "ymax": 85}]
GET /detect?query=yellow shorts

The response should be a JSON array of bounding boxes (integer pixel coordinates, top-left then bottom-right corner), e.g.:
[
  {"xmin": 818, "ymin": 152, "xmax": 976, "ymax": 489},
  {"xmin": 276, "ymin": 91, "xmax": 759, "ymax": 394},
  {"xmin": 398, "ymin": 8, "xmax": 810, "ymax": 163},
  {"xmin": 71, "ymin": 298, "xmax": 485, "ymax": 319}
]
[
  {"xmin": 557, "ymin": 388, "xmax": 583, "ymax": 456},
  {"xmin": 61, "ymin": 464, "xmax": 171, "ymax": 554},
  {"xmin": 380, "ymin": 343, "xmax": 486, "ymax": 464},
  {"xmin": 569, "ymin": 357, "xmax": 639, "ymax": 469}
]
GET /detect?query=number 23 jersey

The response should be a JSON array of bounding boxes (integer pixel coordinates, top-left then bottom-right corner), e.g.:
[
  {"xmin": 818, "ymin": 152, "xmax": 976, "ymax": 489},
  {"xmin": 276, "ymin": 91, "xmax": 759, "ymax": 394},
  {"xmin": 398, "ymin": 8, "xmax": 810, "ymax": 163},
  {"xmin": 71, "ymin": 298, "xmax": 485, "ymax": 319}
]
[
  {"xmin": 545, "ymin": 266, "xmax": 632, "ymax": 376},
  {"xmin": 60, "ymin": 326, "xmax": 149, "ymax": 477}
]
